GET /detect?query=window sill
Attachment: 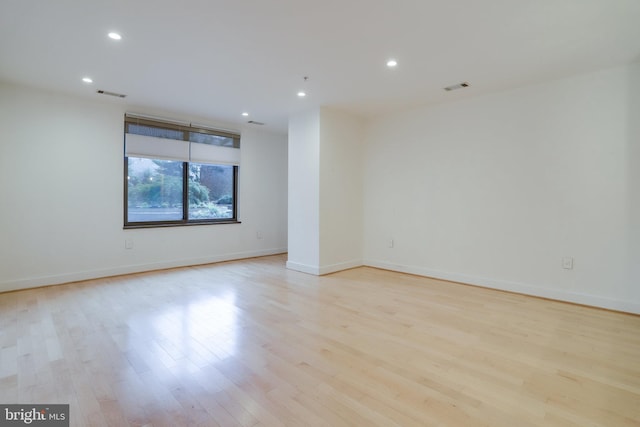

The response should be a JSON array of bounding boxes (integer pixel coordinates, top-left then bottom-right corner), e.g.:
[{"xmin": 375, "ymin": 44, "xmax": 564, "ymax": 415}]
[{"xmin": 124, "ymin": 220, "xmax": 241, "ymax": 229}]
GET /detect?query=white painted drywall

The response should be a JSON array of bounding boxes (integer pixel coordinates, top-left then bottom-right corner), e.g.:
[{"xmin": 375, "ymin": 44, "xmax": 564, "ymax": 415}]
[
  {"xmin": 629, "ymin": 60, "xmax": 640, "ymax": 295},
  {"xmin": 287, "ymin": 107, "xmax": 364, "ymax": 275},
  {"xmin": 318, "ymin": 107, "xmax": 363, "ymax": 273},
  {"xmin": 363, "ymin": 63, "xmax": 640, "ymax": 313},
  {"xmin": 287, "ymin": 108, "xmax": 321, "ymax": 274},
  {"xmin": 0, "ymin": 82, "xmax": 288, "ymax": 292}
]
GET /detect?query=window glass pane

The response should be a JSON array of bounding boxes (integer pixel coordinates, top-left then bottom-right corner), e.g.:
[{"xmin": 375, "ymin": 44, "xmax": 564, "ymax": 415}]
[
  {"xmin": 127, "ymin": 157, "xmax": 183, "ymax": 222},
  {"xmin": 128, "ymin": 124, "xmax": 184, "ymax": 140},
  {"xmin": 189, "ymin": 132, "xmax": 236, "ymax": 147},
  {"xmin": 188, "ymin": 163, "xmax": 234, "ymax": 220}
]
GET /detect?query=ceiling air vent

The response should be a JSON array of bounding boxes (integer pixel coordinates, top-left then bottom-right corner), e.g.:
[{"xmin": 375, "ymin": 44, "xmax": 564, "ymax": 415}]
[
  {"xmin": 247, "ymin": 120, "xmax": 265, "ymax": 126},
  {"xmin": 96, "ymin": 90, "xmax": 127, "ymax": 98},
  {"xmin": 444, "ymin": 82, "xmax": 469, "ymax": 92}
]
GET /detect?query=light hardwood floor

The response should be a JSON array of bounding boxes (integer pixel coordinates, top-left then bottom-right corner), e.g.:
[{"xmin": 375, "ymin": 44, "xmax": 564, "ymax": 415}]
[{"xmin": 1, "ymin": 254, "xmax": 639, "ymax": 426}]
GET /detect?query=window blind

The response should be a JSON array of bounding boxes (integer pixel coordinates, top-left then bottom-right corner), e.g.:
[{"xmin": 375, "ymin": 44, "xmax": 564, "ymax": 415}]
[{"xmin": 124, "ymin": 113, "xmax": 241, "ymax": 165}]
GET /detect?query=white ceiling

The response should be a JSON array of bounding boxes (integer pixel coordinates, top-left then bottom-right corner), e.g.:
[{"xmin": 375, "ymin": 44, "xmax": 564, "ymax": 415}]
[{"xmin": 1, "ymin": 0, "xmax": 639, "ymax": 132}]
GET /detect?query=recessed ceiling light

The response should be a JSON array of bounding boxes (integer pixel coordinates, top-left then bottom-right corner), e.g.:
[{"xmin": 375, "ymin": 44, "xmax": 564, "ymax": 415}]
[
  {"xmin": 108, "ymin": 32, "xmax": 122, "ymax": 40},
  {"xmin": 297, "ymin": 91, "xmax": 306, "ymax": 98},
  {"xmin": 82, "ymin": 77, "xmax": 93, "ymax": 83},
  {"xmin": 242, "ymin": 112, "xmax": 249, "ymax": 117},
  {"xmin": 386, "ymin": 59, "xmax": 398, "ymax": 68}
]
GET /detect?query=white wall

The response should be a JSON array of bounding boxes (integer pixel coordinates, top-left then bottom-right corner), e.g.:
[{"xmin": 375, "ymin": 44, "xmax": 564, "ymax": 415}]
[
  {"xmin": 287, "ymin": 109, "xmax": 321, "ymax": 273},
  {"xmin": 0, "ymin": 82, "xmax": 287, "ymax": 292},
  {"xmin": 287, "ymin": 107, "xmax": 364, "ymax": 275},
  {"xmin": 319, "ymin": 107, "xmax": 363, "ymax": 273},
  {"xmin": 629, "ymin": 61, "xmax": 640, "ymax": 298},
  {"xmin": 363, "ymin": 63, "xmax": 640, "ymax": 313}
]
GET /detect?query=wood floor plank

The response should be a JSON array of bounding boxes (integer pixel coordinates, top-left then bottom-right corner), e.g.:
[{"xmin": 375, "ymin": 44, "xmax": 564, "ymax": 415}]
[{"xmin": 1, "ymin": 254, "xmax": 639, "ymax": 426}]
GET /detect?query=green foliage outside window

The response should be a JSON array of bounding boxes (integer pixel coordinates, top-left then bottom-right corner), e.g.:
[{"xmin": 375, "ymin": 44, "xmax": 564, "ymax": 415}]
[{"xmin": 126, "ymin": 157, "xmax": 235, "ymax": 222}]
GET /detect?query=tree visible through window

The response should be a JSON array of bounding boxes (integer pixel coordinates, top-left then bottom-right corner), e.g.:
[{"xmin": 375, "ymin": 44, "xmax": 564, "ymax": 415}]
[
  {"xmin": 188, "ymin": 163, "xmax": 235, "ymax": 220},
  {"xmin": 127, "ymin": 158, "xmax": 183, "ymax": 222}
]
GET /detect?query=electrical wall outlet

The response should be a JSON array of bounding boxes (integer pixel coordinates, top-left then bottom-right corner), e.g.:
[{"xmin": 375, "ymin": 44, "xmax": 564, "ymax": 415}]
[
  {"xmin": 125, "ymin": 239, "xmax": 133, "ymax": 249},
  {"xmin": 562, "ymin": 257, "xmax": 573, "ymax": 269},
  {"xmin": 256, "ymin": 231, "xmax": 263, "ymax": 240}
]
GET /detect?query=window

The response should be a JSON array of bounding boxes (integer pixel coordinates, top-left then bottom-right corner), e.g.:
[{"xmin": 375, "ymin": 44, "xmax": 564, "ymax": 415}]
[{"xmin": 124, "ymin": 114, "xmax": 240, "ymax": 228}]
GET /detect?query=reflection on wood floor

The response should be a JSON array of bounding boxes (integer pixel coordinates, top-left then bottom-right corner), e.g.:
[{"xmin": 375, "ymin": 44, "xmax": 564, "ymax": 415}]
[{"xmin": 1, "ymin": 254, "xmax": 639, "ymax": 426}]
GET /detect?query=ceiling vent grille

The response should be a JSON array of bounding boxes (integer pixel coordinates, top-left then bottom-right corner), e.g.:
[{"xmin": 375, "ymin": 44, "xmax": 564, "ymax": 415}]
[
  {"xmin": 247, "ymin": 120, "xmax": 265, "ymax": 126},
  {"xmin": 444, "ymin": 82, "xmax": 470, "ymax": 91},
  {"xmin": 97, "ymin": 90, "xmax": 127, "ymax": 98}
]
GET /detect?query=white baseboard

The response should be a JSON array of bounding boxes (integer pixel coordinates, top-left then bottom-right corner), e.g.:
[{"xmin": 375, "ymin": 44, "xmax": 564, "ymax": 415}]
[
  {"xmin": 318, "ymin": 259, "xmax": 362, "ymax": 275},
  {"xmin": 0, "ymin": 248, "xmax": 287, "ymax": 293},
  {"xmin": 286, "ymin": 261, "xmax": 321, "ymax": 275},
  {"xmin": 364, "ymin": 259, "xmax": 640, "ymax": 315},
  {"xmin": 4, "ymin": 252, "xmax": 636, "ymax": 315},
  {"xmin": 286, "ymin": 259, "xmax": 363, "ymax": 276}
]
